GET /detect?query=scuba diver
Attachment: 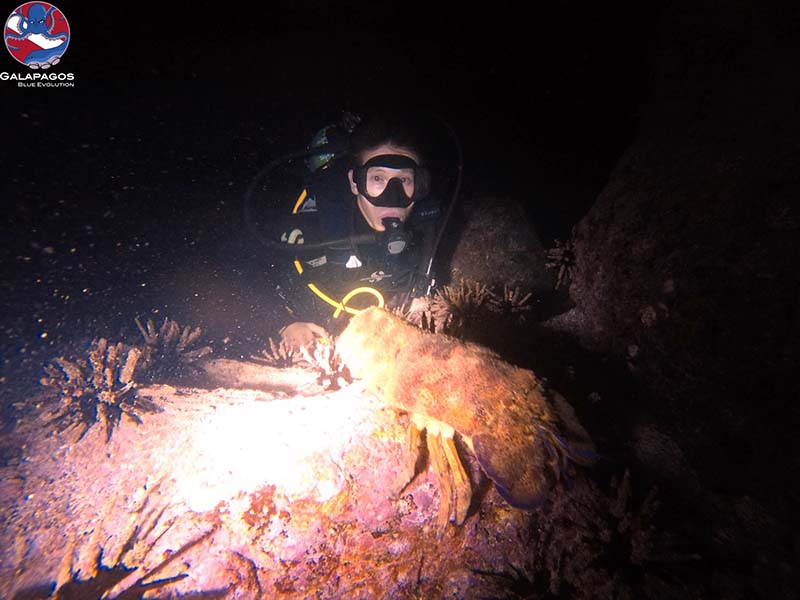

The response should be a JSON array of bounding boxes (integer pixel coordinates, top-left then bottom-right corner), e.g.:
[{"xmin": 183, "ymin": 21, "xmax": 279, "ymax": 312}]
[{"xmin": 255, "ymin": 111, "xmax": 459, "ymax": 351}]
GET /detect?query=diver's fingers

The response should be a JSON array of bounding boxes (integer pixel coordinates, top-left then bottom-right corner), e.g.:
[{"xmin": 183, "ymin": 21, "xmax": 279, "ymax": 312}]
[
  {"xmin": 281, "ymin": 322, "xmax": 324, "ymax": 351},
  {"xmin": 306, "ymin": 322, "xmax": 330, "ymax": 339}
]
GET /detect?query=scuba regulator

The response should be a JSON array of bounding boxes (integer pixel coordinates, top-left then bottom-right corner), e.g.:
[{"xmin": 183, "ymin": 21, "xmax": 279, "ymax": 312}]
[{"xmin": 381, "ymin": 217, "xmax": 408, "ymax": 255}]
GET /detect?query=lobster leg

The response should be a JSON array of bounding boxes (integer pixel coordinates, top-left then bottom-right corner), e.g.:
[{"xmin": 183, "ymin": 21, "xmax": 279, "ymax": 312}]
[
  {"xmin": 420, "ymin": 417, "xmax": 472, "ymax": 530},
  {"xmin": 440, "ymin": 429, "xmax": 472, "ymax": 526}
]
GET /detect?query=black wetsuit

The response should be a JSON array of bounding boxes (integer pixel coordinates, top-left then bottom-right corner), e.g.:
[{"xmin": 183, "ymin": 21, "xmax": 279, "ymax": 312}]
[{"xmin": 276, "ymin": 157, "xmax": 441, "ymax": 335}]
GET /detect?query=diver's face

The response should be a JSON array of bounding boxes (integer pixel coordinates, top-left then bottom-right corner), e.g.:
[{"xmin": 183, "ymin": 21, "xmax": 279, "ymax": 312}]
[{"xmin": 348, "ymin": 143, "xmax": 419, "ymax": 231}]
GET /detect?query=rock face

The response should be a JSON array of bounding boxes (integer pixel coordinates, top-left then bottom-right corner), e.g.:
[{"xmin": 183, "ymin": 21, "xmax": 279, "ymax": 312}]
[
  {"xmin": 443, "ymin": 196, "xmax": 550, "ymax": 294},
  {"xmin": 539, "ymin": 2, "xmax": 800, "ymax": 594},
  {"xmin": 0, "ymin": 349, "xmax": 702, "ymax": 600},
  {"xmin": 547, "ymin": 1, "xmax": 799, "ymax": 471},
  {"xmin": 0, "ymin": 360, "xmax": 582, "ymax": 599}
]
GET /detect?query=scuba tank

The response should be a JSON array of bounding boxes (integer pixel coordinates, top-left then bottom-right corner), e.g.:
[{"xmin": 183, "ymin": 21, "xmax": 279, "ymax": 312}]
[{"xmin": 304, "ymin": 112, "xmax": 362, "ymax": 173}]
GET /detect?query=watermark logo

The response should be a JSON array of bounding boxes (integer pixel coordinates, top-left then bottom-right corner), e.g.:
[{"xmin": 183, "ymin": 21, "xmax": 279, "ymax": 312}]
[{"xmin": 4, "ymin": 2, "xmax": 70, "ymax": 69}]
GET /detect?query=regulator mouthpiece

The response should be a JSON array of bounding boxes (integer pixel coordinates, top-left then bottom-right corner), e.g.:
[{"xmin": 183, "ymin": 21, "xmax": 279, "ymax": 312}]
[{"xmin": 382, "ymin": 217, "xmax": 408, "ymax": 255}]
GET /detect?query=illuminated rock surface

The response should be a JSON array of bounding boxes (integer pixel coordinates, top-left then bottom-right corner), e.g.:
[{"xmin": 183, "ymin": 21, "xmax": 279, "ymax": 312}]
[{"xmin": 1, "ymin": 360, "xmax": 556, "ymax": 598}]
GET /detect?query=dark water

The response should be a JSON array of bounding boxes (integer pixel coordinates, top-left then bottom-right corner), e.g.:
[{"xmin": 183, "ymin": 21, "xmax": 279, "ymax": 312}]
[
  {"xmin": 1, "ymin": 4, "xmax": 651, "ymax": 422},
  {"xmin": 2, "ymin": 87, "xmax": 292, "ymax": 393}
]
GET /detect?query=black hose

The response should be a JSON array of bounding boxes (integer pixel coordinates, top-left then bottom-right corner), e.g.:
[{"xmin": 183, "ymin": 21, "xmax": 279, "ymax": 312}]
[
  {"xmin": 243, "ymin": 144, "xmax": 348, "ymax": 250},
  {"xmin": 423, "ymin": 115, "xmax": 464, "ymax": 282}
]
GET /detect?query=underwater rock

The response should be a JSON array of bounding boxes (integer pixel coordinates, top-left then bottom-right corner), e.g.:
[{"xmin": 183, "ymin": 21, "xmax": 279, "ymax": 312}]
[
  {"xmin": 443, "ymin": 196, "xmax": 550, "ymax": 293},
  {"xmin": 4, "ymin": 352, "xmax": 737, "ymax": 597},
  {"xmin": 539, "ymin": 1, "xmax": 800, "ymax": 531},
  {"xmin": 1, "ymin": 361, "xmax": 548, "ymax": 598},
  {"xmin": 535, "ymin": 5, "xmax": 800, "ymax": 593}
]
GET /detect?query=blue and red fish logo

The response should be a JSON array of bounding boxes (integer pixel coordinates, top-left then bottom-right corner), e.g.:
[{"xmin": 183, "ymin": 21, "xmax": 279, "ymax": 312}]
[{"xmin": 4, "ymin": 2, "xmax": 70, "ymax": 69}]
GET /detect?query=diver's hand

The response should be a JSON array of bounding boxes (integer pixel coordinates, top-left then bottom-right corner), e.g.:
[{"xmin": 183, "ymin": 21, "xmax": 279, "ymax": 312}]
[
  {"xmin": 280, "ymin": 321, "xmax": 330, "ymax": 352},
  {"xmin": 407, "ymin": 296, "xmax": 432, "ymax": 315},
  {"xmin": 400, "ymin": 296, "xmax": 433, "ymax": 326}
]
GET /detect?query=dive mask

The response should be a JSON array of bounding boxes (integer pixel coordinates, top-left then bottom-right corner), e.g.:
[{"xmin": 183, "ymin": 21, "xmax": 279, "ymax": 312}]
[{"xmin": 353, "ymin": 154, "xmax": 431, "ymax": 208}]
